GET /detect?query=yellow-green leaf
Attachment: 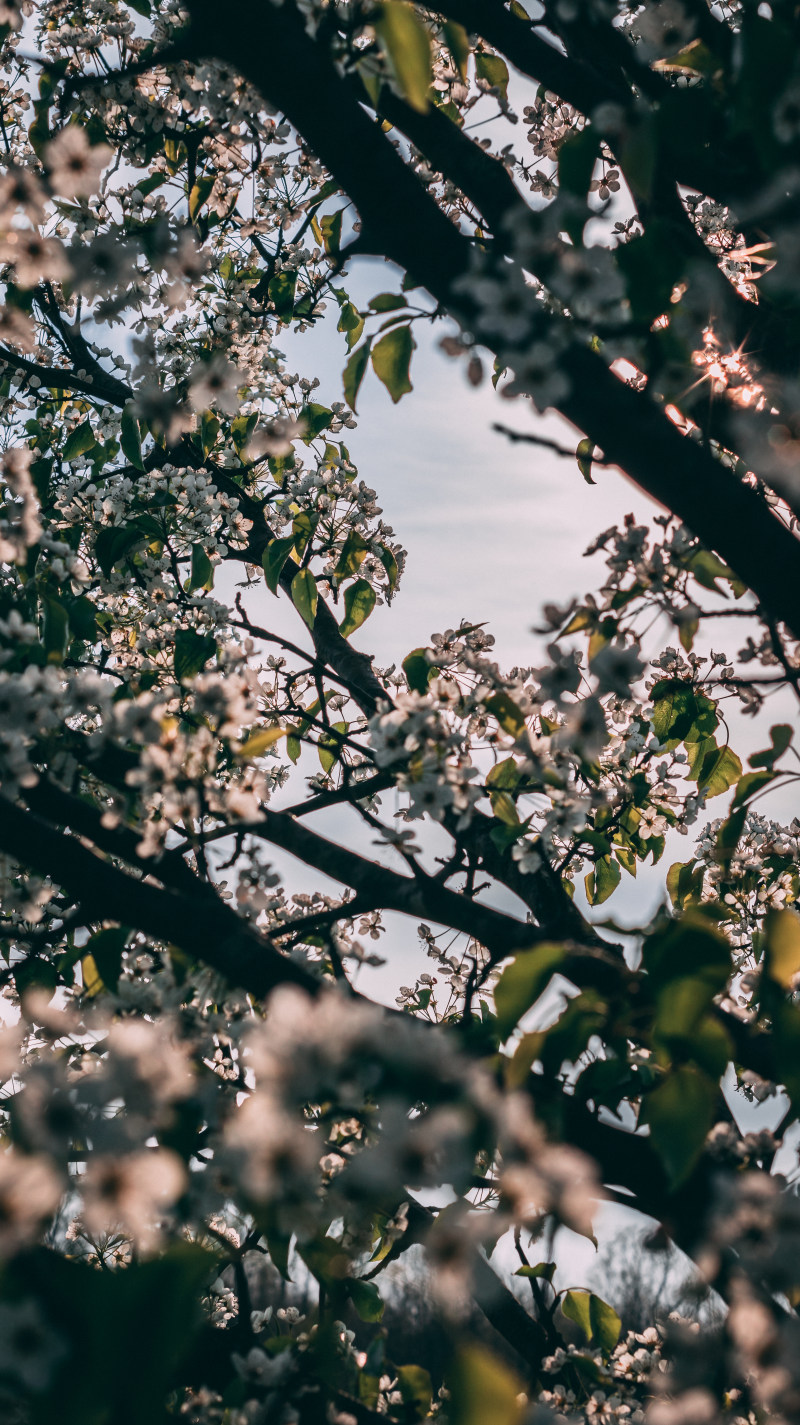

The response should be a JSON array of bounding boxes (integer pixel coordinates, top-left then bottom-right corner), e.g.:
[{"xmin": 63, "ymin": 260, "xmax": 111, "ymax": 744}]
[
  {"xmin": 238, "ymin": 726, "xmax": 286, "ymax": 759},
  {"xmin": 63, "ymin": 419, "xmax": 96, "ymax": 461},
  {"xmin": 371, "ymin": 324, "xmax": 415, "ymax": 403},
  {"xmin": 765, "ymin": 909, "xmax": 800, "ymax": 990},
  {"xmin": 476, "ymin": 51, "xmax": 510, "ymax": 99},
  {"xmin": 339, "ymin": 578, "xmax": 376, "ymax": 637},
  {"xmin": 443, "ymin": 19, "xmax": 470, "ymax": 78},
  {"xmin": 576, "ymin": 437, "xmax": 597, "ymax": 484},
  {"xmin": 343, "ymin": 341, "xmax": 371, "ymax": 413},
  {"xmin": 291, "ymin": 567, "xmax": 318, "ymax": 629},
  {"xmin": 377, "ymin": 2, "xmax": 432, "ymax": 113},
  {"xmin": 262, "ymin": 535, "xmax": 296, "ymax": 595},
  {"xmin": 494, "ymin": 943, "xmax": 565, "ymax": 1039},
  {"xmin": 561, "ymin": 1291, "xmax": 621, "ymax": 1352},
  {"xmin": 447, "ymin": 1345, "xmax": 524, "ymax": 1425},
  {"xmin": 120, "ymin": 405, "xmax": 144, "ymax": 470},
  {"xmin": 641, "ymin": 1063, "xmax": 717, "ymax": 1187}
]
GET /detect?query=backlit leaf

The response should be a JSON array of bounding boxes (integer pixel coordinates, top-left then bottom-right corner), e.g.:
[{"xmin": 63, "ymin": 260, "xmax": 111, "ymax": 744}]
[
  {"xmin": 377, "ymin": 2, "xmax": 432, "ymax": 113},
  {"xmin": 494, "ymin": 943, "xmax": 565, "ymax": 1038},
  {"xmin": 339, "ymin": 578, "xmax": 376, "ymax": 637},
  {"xmin": 371, "ymin": 324, "xmax": 415, "ymax": 403},
  {"xmin": 262, "ymin": 536, "xmax": 296, "ymax": 595},
  {"xmin": 343, "ymin": 341, "xmax": 371, "ymax": 413},
  {"xmin": 291, "ymin": 567, "xmax": 318, "ymax": 629}
]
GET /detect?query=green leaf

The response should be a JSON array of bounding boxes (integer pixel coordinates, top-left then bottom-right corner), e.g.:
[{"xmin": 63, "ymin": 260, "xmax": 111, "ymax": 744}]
[
  {"xmin": 558, "ymin": 126, "xmax": 599, "ymax": 202},
  {"xmin": 291, "ymin": 567, "xmax": 318, "ymax": 629},
  {"xmin": 750, "ymin": 723, "xmax": 794, "ymax": 769},
  {"xmin": 120, "ymin": 405, "xmax": 145, "ymax": 469},
  {"xmin": 585, "ymin": 855, "xmax": 621, "ymax": 906},
  {"xmin": 651, "ymin": 679, "xmax": 718, "ymax": 749},
  {"xmin": 334, "ymin": 529, "xmax": 370, "ymax": 578},
  {"xmin": 320, "ymin": 209, "xmax": 343, "ymax": 255},
  {"xmin": 515, "ymin": 1261, "xmax": 556, "ymax": 1282},
  {"xmin": 475, "ymin": 51, "xmax": 510, "ymax": 99},
  {"xmin": 484, "ymin": 691, "xmax": 526, "ymax": 737},
  {"xmin": 371, "ymin": 324, "xmax": 415, "ymax": 403},
  {"xmin": 63, "ymin": 419, "xmax": 96, "ymax": 461},
  {"xmin": 300, "ymin": 403, "xmax": 333, "ymax": 441},
  {"xmin": 292, "ymin": 508, "xmax": 319, "ymax": 556},
  {"xmin": 339, "ymin": 578, "xmax": 376, "ymax": 637},
  {"xmin": 489, "ymin": 789, "xmax": 521, "ymax": 826},
  {"xmin": 347, "ymin": 1278, "xmax": 384, "ymax": 1322},
  {"xmin": 337, "ymin": 300, "xmax": 365, "ymax": 351},
  {"xmin": 188, "ymin": 543, "xmax": 214, "ymax": 591},
  {"xmin": 66, "ymin": 594, "xmax": 97, "ymax": 642},
  {"xmin": 343, "ymin": 341, "xmax": 372, "ymax": 413},
  {"xmin": 42, "ymin": 596, "xmax": 69, "ymax": 661},
  {"xmin": 264, "ymin": 1227, "xmax": 292, "ymax": 1281},
  {"xmin": 666, "ymin": 859, "xmax": 704, "ymax": 909},
  {"xmin": 764, "ymin": 909, "xmax": 800, "ymax": 990},
  {"xmin": 642, "ymin": 912, "xmax": 731, "ymax": 995},
  {"xmin": 95, "ymin": 524, "xmax": 144, "ymax": 579},
  {"xmin": 448, "ymin": 1345, "xmax": 524, "ymax": 1425},
  {"xmin": 576, "ymin": 437, "xmax": 597, "ymax": 484},
  {"xmin": 239, "ymin": 725, "xmax": 286, "ymax": 759},
  {"xmin": 377, "ymin": 542, "xmax": 399, "ymax": 596},
  {"xmin": 188, "ymin": 174, "xmax": 215, "ymax": 222},
  {"xmin": 268, "ymin": 269, "xmax": 297, "ymax": 322},
  {"xmin": 486, "ymin": 757, "xmax": 521, "ymax": 792},
  {"xmin": 318, "ymin": 721, "xmax": 347, "ymax": 775},
  {"xmin": 262, "ymin": 536, "xmax": 296, "ymax": 595},
  {"xmin": 84, "ymin": 926, "xmax": 128, "ymax": 987},
  {"xmin": 11, "ymin": 1242, "xmax": 213, "ymax": 1424},
  {"xmin": 562, "ymin": 1291, "xmax": 621, "ymax": 1352},
  {"xmin": 402, "ymin": 646, "xmax": 434, "ymax": 694},
  {"xmin": 642, "ymin": 1063, "xmax": 717, "ymax": 1187},
  {"xmin": 231, "ymin": 411, "xmax": 258, "ymax": 454},
  {"xmin": 173, "ymin": 628, "xmax": 216, "ymax": 681},
  {"xmin": 369, "ymin": 292, "xmax": 408, "ymax": 312},
  {"xmin": 694, "ymin": 744, "xmax": 742, "ymax": 798},
  {"xmin": 377, "ymin": 1, "xmax": 432, "ymax": 112},
  {"xmin": 494, "ymin": 944, "xmax": 565, "ymax": 1038},
  {"xmin": 396, "ymin": 1364, "xmax": 433, "ymax": 1418},
  {"xmin": 443, "ymin": 19, "xmax": 470, "ymax": 78}
]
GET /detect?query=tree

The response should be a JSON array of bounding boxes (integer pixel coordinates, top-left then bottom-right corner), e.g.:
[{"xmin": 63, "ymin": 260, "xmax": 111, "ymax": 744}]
[{"xmin": 1, "ymin": 0, "xmax": 800, "ymax": 1420}]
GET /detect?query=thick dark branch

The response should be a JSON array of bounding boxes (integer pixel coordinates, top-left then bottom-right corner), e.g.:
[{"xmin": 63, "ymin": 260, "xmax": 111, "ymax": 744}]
[
  {"xmin": 0, "ymin": 346, "xmax": 131, "ymax": 406},
  {"xmin": 0, "ymin": 795, "xmax": 318, "ymax": 999}
]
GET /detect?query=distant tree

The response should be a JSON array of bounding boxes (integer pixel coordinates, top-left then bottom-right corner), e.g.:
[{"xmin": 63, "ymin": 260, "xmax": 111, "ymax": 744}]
[{"xmin": 1, "ymin": 2, "xmax": 800, "ymax": 1423}]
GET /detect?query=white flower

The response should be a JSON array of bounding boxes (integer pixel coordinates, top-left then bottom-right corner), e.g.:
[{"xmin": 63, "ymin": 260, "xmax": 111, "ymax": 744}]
[
  {"xmin": 0, "ymin": 167, "xmax": 46, "ymax": 225},
  {"xmin": 631, "ymin": 0, "xmax": 695, "ymax": 59},
  {"xmin": 80, "ymin": 1147, "xmax": 186, "ymax": 1250},
  {"xmin": 590, "ymin": 642, "xmax": 645, "ymax": 697},
  {"xmin": 638, "ymin": 805, "xmax": 668, "ymax": 840},
  {"xmin": 44, "ymin": 127, "xmax": 113, "ymax": 199},
  {"xmin": 188, "ymin": 354, "xmax": 241, "ymax": 416},
  {"xmin": 0, "ymin": 230, "xmax": 70, "ymax": 288},
  {"xmin": 511, "ymin": 836, "xmax": 543, "ymax": 875},
  {"xmin": 503, "ymin": 341, "xmax": 570, "ymax": 412},
  {"xmin": 0, "ymin": 1150, "xmax": 62, "ymax": 1255},
  {"xmin": 0, "ymin": 304, "xmax": 36, "ymax": 353},
  {"xmin": 69, "ymin": 234, "xmax": 137, "ymax": 299}
]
